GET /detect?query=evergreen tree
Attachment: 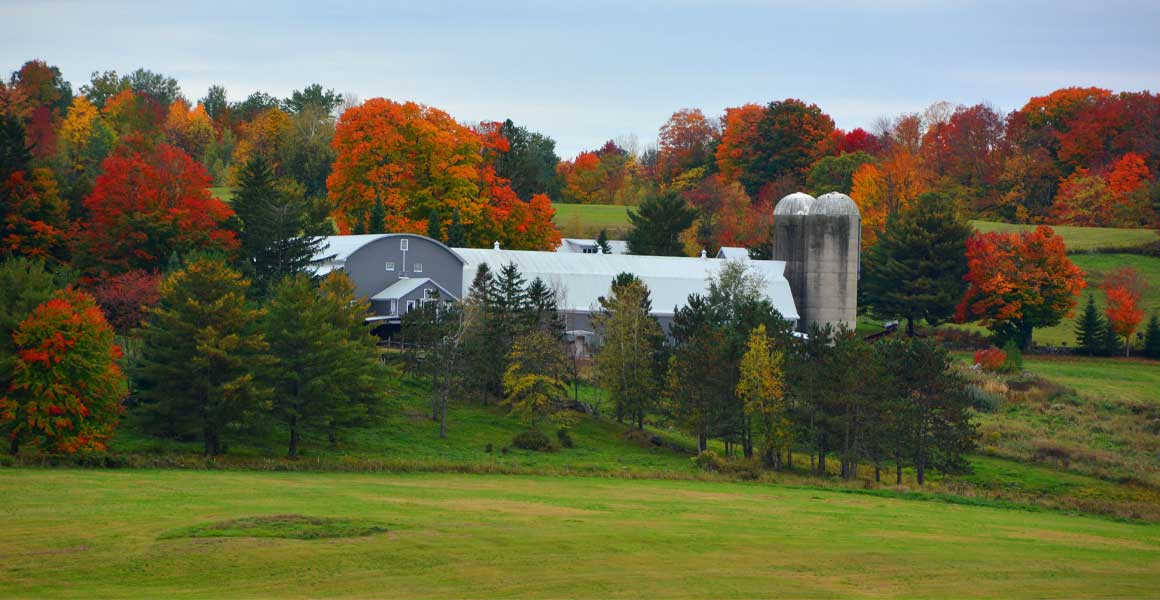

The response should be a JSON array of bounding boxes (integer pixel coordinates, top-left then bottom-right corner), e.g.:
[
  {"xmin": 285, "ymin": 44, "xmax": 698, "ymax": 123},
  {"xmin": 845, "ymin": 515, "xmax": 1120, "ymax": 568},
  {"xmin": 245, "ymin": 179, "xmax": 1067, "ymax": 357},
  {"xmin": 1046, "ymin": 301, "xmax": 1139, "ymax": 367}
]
[
  {"xmin": 233, "ymin": 157, "xmax": 325, "ymax": 296},
  {"xmin": 626, "ymin": 191, "xmax": 695, "ymax": 256},
  {"xmin": 460, "ymin": 264, "xmax": 504, "ymax": 401},
  {"xmin": 862, "ymin": 192, "xmax": 971, "ymax": 336},
  {"xmin": 0, "ymin": 115, "xmax": 32, "ymax": 180},
  {"xmin": 595, "ymin": 228, "xmax": 612, "ymax": 254},
  {"xmin": 426, "ymin": 208, "xmax": 442, "ymax": 241},
  {"xmin": 1099, "ymin": 318, "xmax": 1123, "ymax": 357},
  {"xmin": 0, "ymin": 258, "xmax": 66, "ymax": 397},
  {"xmin": 263, "ymin": 272, "xmax": 389, "ymax": 457},
  {"xmin": 1074, "ymin": 295, "xmax": 1104, "ymax": 356},
  {"xmin": 135, "ymin": 258, "xmax": 271, "ymax": 456},
  {"xmin": 353, "ymin": 210, "xmax": 368, "ymax": 235},
  {"xmin": 526, "ymin": 276, "xmax": 563, "ymax": 338},
  {"xmin": 503, "ymin": 329, "xmax": 569, "ymax": 430},
  {"xmin": 1143, "ymin": 314, "xmax": 1160, "ymax": 359},
  {"xmin": 593, "ymin": 277, "xmax": 664, "ymax": 430},
  {"xmin": 446, "ymin": 210, "xmax": 467, "ymax": 247},
  {"xmin": 369, "ymin": 196, "xmax": 386, "ymax": 233}
]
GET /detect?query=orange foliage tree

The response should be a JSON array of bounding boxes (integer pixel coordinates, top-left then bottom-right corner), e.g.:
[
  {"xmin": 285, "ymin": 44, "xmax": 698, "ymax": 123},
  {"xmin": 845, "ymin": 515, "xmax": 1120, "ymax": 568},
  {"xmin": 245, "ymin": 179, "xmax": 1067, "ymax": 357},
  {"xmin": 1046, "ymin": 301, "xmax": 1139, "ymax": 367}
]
[
  {"xmin": 715, "ymin": 103, "xmax": 765, "ymax": 183},
  {"xmin": 657, "ymin": 108, "xmax": 718, "ymax": 181},
  {"xmin": 79, "ymin": 144, "xmax": 237, "ymax": 274},
  {"xmin": 164, "ymin": 99, "xmax": 215, "ymax": 159},
  {"xmin": 1, "ymin": 288, "xmax": 125, "ymax": 455},
  {"xmin": 0, "ymin": 168, "xmax": 70, "ymax": 263},
  {"xmin": 328, "ymin": 99, "xmax": 559, "ymax": 249},
  {"xmin": 849, "ymin": 150, "xmax": 926, "ymax": 247},
  {"xmin": 1101, "ymin": 267, "xmax": 1146, "ymax": 356},
  {"xmin": 955, "ymin": 225, "xmax": 1086, "ymax": 350}
]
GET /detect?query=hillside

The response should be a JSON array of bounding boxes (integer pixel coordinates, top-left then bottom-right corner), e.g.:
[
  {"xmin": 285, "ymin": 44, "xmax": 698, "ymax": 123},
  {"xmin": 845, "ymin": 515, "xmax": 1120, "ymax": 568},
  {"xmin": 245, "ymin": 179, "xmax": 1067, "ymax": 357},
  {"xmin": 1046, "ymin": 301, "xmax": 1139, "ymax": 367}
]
[{"xmin": 552, "ymin": 203, "xmax": 633, "ymax": 239}]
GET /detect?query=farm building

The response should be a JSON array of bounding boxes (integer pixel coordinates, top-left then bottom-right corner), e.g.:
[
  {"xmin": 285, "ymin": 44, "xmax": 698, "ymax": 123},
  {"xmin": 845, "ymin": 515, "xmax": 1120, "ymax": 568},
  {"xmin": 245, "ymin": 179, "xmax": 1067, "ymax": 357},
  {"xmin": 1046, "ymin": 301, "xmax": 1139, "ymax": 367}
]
[{"xmin": 311, "ymin": 191, "xmax": 859, "ymax": 338}]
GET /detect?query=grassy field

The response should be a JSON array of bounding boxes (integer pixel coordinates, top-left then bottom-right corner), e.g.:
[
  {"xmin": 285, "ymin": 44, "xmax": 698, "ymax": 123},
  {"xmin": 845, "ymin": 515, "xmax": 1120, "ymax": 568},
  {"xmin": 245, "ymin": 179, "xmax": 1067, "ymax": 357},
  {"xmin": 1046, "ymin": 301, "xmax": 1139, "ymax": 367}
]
[
  {"xmin": 971, "ymin": 220, "xmax": 1159, "ymax": 252},
  {"xmin": 2, "ymin": 469, "xmax": 1157, "ymax": 599},
  {"xmin": 552, "ymin": 203, "xmax": 633, "ymax": 239}
]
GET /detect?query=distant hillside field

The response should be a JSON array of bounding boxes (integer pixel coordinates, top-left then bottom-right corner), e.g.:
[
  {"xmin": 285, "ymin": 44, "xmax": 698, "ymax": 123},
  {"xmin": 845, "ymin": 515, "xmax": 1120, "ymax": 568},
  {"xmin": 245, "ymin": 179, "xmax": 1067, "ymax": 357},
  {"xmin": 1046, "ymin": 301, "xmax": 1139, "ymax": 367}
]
[
  {"xmin": 2, "ymin": 469, "xmax": 1157, "ymax": 598},
  {"xmin": 209, "ymin": 186, "xmax": 234, "ymax": 203},
  {"xmin": 971, "ymin": 220, "xmax": 1159, "ymax": 252},
  {"xmin": 553, "ymin": 203, "xmax": 633, "ymax": 238}
]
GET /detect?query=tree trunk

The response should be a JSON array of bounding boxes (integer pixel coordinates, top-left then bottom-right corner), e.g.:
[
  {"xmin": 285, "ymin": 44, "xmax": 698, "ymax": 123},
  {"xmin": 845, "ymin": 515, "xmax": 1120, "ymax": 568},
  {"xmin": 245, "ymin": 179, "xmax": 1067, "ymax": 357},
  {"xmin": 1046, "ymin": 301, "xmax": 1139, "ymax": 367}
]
[
  {"xmin": 9, "ymin": 436, "xmax": 19, "ymax": 456},
  {"xmin": 875, "ymin": 463, "xmax": 881, "ymax": 483},
  {"xmin": 817, "ymin": 447, "xmax": 826, "ymax": 477},
  {"xmin": 698, "ymin": 432, "xmax": 707, "ymax": 454},
  {"xmin": 786, "ymin": 447, "xmax": 793, "ymax": 472},
  {"xmin": 288, "ymin": 416, "xmax": 300, "ymax": 459},
  {"xmin": 1020, "ymin": 322, "xmax": 1034, "ymax": 352},
  {"xmin": 906, "ymin": 316, "xmax": 915, "ymax": 337}
]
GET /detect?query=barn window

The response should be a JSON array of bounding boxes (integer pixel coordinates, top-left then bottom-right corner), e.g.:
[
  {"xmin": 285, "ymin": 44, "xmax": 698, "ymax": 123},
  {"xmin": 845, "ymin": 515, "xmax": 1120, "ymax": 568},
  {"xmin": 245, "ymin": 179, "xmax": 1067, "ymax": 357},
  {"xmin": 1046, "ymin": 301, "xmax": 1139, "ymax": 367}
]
[
  {"xmin": 414, "ymin": 263, "xmax": 423, "ymax": 273},
  {"xmin": 400, "ymin": 239, "xmax": 409, "ymax": 251},
  {"xmin": 385, "ymin": 262, "xmax": 395, "ymax": 271}
]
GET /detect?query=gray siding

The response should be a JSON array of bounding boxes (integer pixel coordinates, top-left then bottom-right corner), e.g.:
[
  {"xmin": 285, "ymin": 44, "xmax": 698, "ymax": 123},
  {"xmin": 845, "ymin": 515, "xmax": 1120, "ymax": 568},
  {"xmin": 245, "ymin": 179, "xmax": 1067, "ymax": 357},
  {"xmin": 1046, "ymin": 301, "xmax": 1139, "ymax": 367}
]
[{"xmin": 342, "ymin": 234, "xmax": 464, "ymax": 301}]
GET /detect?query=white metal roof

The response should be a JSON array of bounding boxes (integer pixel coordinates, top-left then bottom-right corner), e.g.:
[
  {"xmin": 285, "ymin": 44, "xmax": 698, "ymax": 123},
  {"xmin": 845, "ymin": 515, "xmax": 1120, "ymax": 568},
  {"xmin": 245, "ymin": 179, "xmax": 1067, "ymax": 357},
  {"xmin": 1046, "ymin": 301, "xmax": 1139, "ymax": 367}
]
[
  {"xmin": 716, "ymin": 247, "xmax": 750, "ymax": 260},
  {"xmin": 452, "ymin": 248, "xmax": 799, "ymax": 320},
  {"xmin": 556, "ymin": 238, "xmax": 629, "ymax": 255},
  {"xmin": 370, "ymin": 277, "xmax": 458, "ymax": 301}
]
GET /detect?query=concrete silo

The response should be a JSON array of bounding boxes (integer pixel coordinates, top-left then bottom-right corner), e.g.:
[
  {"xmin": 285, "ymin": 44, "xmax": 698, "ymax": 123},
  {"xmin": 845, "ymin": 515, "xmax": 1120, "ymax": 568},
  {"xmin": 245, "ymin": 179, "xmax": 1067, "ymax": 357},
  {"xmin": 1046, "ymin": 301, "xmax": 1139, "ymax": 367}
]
[
  {"xmin": 802, "ymin": 192, "xmax": 860, "ymax": 332},
  {"xmin": 771, "ymin": 192, "xmax": 815, "ymax": 328}
]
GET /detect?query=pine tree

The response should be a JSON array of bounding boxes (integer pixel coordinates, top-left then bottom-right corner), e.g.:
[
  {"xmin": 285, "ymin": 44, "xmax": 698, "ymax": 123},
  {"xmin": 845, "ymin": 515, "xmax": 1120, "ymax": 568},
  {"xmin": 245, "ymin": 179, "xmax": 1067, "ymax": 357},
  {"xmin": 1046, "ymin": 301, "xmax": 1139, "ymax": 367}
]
[
  {"xmin": 862, "ymin": 192, "xmax": 972, "ymax": 336},
  {"xmin": 460, "ymin": 264, "xmax": 503, "ymax": 401},
  {"xmin": 263, "ymin": 273, "xmax": 388, "ymax": 457},
  {"xmin": 526, "ymin": 276, "xmax": 563, "ymax": 338},
  {"xmin": 1075, "ymin": 295, "xmax": 1104, "ymax": 356},
  {"xmin": 446, "ymin": 210, "xmax": 467, "ymax": 247},
  {"xmin": 353, "ymin": 210, "xmax": 368, "ymax": 235},
  {"xmin": 233, "ymin": 157, "xmax": 325, "ymax": 297},
  {"xmin": 135, "ymin": 258, "xmax": 271, "ymax": 456},
  {"xmin": 626, "ymin": 191, "xmax": 695, "ymax": 256},
  {"xmin": 1099, "ymin": 318, "xmax": 1122, "ymax": 357},
  {"xmin": 1143, "ymin": 314, "xmax": 1160, "ymax": 359},
  {"xmin": 369, "ymin": 196, "xmax": 386, "ymax": 233},
  {"xmin": 426, "ymin": 208, "xmax": 442, "ymax": 242},
  {"xmin": 595, "ymin": 228, "xmax": 612, "ymax": 254}
]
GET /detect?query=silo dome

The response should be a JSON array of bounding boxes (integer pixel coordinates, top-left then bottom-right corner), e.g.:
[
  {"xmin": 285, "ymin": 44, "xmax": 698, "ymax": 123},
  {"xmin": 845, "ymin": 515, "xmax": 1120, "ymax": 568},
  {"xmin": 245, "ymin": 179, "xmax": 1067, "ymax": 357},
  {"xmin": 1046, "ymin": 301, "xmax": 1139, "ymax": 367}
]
[
  {"xmin": 810, "ymin": 192, "xmax": 860, "ymax": 216},
  {"xmin": 774, "ymin": 192, "xmax": 816, "ymax": 216}
]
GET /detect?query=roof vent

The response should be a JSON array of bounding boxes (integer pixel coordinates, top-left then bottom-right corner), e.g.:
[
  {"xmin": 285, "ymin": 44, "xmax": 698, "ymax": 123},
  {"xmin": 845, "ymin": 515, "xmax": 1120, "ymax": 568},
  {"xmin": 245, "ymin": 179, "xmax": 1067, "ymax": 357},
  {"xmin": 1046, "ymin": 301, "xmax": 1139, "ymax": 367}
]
[
  {"xmin": 700, "ymin": 248, "xmax": 707, "ymax": 259},
  {"xmin": 493, "ymin": 241, "xmax": 501, "ymax": 250}
]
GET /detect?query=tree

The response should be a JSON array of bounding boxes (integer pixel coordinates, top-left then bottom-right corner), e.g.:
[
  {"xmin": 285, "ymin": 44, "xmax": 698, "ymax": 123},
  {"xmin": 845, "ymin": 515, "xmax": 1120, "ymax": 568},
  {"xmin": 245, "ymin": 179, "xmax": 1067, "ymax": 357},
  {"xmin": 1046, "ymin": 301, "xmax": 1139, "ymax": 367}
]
[
  {"xmin": 595, "ymin": 229, "xmax": 612, "ymax": 254},
  {"xmin": 806, "ymin": 151, "xmax": 875, "ymax": 196},
  {"xmin": 850, "ymin": 150, "xmax": 927, "ymax": 248},
  {"xmin": 0, "ymin": 258, "xmax": 68, "ymax": 438},
  {"xmin": 492, "ymin": 119, "xmax": 561, "ymax": 201},
  {"xmin": 1102, "ymin": 267, "xmax": 1146, "ymax": 356},
  {"xmin": 89, "ymin": 270, "xmax": 162, "ymax": 335},
  {"xmin": 721, "ymin": 99, "xmax": 836, "ymax": 198},
  {"xmin": 264, "ymin": 273, "xmax": 388, "ymax": 457},
  {"xmin": 593, "ymin": 277, "xmax": 664, "ymax": 430},
  {"xmin": 626, "ymin": 191, "xmax": 695, "ymax": 256},
  {"xmin": 956, "ymin": 226, "xmax": 1086, "ymax": 350},
  {"xmin": 657, "ymin": 108, "xmax": 718, "ymax": 181},
  {"xmin": 1, "ymin": 168, "xmax": 70, "ymax": 264},
  {"xmin": 1, "ymin": 288, "xmax": 125, "ymax": 455},
  {"xmin": 79, "ymin": 144, "xmax": 238, "ymax": 274},
  {"xmin": 135, "ymin": 258, "xmax": 270, "ymax": 456},
  {"xmin": 1143, "ymin": 314, "xmax": 1160, "ymax": 359},
  {"xmin": 861, "ymin": 192, "xmax": 972, "ymax": 335},
  {"xmin": 1074, "ymin": 295, "xmax": 1105, "ymax": 356},
  {"xmin": 736, "ymin": 324, "xmax": 788, "ymax": 468},
  {"xmin": 503, "ymin": 329, "xmax": 569, "ymax": 429},
  {"xmin": 232, "ymin": 157, "xmax": 325, "ymax": 296},
  {"xmin": 0, "ymin": 114, "xmax": 32, "ymax": 180},
  {"xmin": 283, "ymin": 84, "xmax": 343, "ymax": 115}
]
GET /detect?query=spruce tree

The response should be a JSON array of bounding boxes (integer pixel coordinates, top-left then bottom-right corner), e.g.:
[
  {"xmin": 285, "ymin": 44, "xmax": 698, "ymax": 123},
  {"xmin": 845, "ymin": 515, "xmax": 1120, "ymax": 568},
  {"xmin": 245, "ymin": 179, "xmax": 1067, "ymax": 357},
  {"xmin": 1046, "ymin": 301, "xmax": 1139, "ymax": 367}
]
[
  {"xmin": 595, "ymin": 228, "xmax": 612, "ymax": 254},
  {"xmin": 625, "ymin": 191, "xmax": 695, "ymax": 256},
  {"xmin": 135, "ymin": 258, "xmax": 271, "ymax": 456},
  {"xmin": 426, "ymin": 209, "xmax": 442, "ymax": 241},
  {"xmin": 369, "ymin": 196, "xmax": 386, "ymax": 233},
  {"xmin": 1143, "ymin": 314, "xmax": 1160, "ymax": 359},
  {"xmin": 1075, "ymin": 295, "xmax": 1104, "ymax": 356},
  {"xmin": 233, "ymin": 157, "xmax": 325, "ymax": 297},
  {"xmin": 263, "ymin": 273, "xmax": 388, "ymax": 457},
  {"xmin": 861, "ymin": 192, "xmax": 972, "ymax": 336},
  {"xmin": 1099, "ymin": 318, "xmax": 1122, "ymax": 357},
  {"xmin": 446, "ymin": 211, "xmax": 466, "ymax": 247},
  {"xmin": 526, "ymin": 276, "xmax": 564, "ymax": 338}
]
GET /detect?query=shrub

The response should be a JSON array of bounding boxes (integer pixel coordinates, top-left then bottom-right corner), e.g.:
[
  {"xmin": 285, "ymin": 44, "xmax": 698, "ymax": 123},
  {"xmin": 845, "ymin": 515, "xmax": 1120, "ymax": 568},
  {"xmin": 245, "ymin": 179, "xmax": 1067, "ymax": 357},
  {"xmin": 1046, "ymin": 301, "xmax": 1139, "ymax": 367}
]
[
  {"xmin": 692, "ymin": 450, "xmax": 723, "ymax": 471},
  {"xmin": 966, "ymin": 385, "xmax": 1003, "ymax": 413},
  {"xmin": 1001, "ymin": 340, "xmax": 1023, "ymax": 372},
  {"xmin": 556, "ymin": 426, "xmax": 574, "ymax": 449},
  {"xmin": 512, "ymin": 429, "xmax": 554, "ymax": 452},
  {"xmin": 974, "ymin": 347, "xmax": 1006, "ymax": 372}
]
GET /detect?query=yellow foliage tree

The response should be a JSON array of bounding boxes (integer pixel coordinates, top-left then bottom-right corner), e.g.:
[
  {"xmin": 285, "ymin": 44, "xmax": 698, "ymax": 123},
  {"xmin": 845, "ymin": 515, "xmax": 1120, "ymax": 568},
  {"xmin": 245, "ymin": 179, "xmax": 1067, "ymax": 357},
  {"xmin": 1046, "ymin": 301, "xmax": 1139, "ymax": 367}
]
[
  {"xmin": 849, "ymin": 150, "xmax": 926, "ymax": 248},
  {"xmin": 736, "ymin": 324, "xmax": 788, "ymax": 469},
  {"xmin": 502, "ymin": 329, "xmax": 568, "ymax": 429}
]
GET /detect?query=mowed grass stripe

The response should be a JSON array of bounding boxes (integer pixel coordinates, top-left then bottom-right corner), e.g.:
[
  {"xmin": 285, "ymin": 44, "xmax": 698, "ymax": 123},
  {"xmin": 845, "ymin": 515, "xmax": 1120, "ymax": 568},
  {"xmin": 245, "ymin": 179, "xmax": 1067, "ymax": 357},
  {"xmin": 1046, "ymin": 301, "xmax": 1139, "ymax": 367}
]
[{"xmin": 1, "ymin": 469, "xmax": 1157, "ymax": 598}]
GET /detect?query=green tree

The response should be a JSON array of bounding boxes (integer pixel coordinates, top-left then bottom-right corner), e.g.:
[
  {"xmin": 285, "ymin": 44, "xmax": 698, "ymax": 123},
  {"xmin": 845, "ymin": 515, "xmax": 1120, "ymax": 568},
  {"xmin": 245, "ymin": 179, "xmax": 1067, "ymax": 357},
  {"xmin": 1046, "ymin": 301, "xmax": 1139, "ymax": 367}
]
[
  {"xmin": 493, "ymin": 119, "xmax": 562, "ymax": 201},
  {"xmin": 739, "ymin": 99, "xmax": 835, "ymax": 197},
  {"xmin": 595, "ymin": 228, "xmax": 612, "ymax": 254},
  {"xmin": 0, "ymin": 114, "xmax": 32, "ymax": 180},
  {"xmin": 0, "ymin": 258, "xmax": 66, "ymax": 397},
  {"xmin": 232, "ymin": 157, "xmax": 326, "ymax": 296},
  {"xmin": 135, "ymin": 258, "xmax": 270, "ymax": 456},
  {"xmin": 1074, "ymin": 295, "xmax": 1104, "ymax": 356},
  {"xmin": 446, "ymin": 211, "xmax": 466, "ymax": 247},
  {"xmin": 283, "ymin": 84, "xmax": 343, "ymax": 115},
  {"xmin": 593, "ymin": 277, "xmax": 664, "ymax": 430},
  {"xmin": 263, "ymin": 273, "xmax": 389, "ymax": 457},
  {"xmin": 1143, "ymin": 314, "xmax": 1160, "ymax": 359},
  {"xmin": 503, "ymin": 329, "xmax": 569, "ymax": 429},
  {"xmin": 806, "ymin": 151, "xmax": 875, "ymax": 195},
  {"xmin": 626, "ymin": 191, "xmax": 695, "ymax": 256},
  {"xmin": 862, "ymin": 192, "xmax": 972, "ymax": 335}
]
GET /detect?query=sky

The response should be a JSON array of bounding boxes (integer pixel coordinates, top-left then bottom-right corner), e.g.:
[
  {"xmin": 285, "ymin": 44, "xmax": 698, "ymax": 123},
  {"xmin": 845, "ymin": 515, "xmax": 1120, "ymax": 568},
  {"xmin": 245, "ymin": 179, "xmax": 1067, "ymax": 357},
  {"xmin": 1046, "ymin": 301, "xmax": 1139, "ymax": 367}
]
[{"xmin": 2, "ymin": 0, "xmax": 1158, "ymax": 158}]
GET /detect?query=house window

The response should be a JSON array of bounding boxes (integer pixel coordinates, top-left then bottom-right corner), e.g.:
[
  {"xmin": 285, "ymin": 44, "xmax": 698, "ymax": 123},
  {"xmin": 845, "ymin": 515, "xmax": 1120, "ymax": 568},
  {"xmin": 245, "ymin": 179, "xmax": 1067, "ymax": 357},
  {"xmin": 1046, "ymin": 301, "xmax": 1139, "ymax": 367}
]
[
  {"xmin": 406, "ymin": 300, "xmax": 416, "ymax": 313},
  {"xmin": 413, "ymin": 263, "xmax": 423, "ymax": 273},
  {"xmin": 385, "ymin": 262, "xmax": 395, "ymax": 271},
  {"xmin": 387, "ymin": 300, "xmax": 397, "ymax": 315},
  {"xmin": 424, "ymin": 288, "xmax": 439, "ymax": 300},
  {"xmin": 400, "ymin": 239, "xmax": 409, "ymax": 251},
  {"xmin": 583, "ymin": 247, "xmax": 597, "ymax": 254}
]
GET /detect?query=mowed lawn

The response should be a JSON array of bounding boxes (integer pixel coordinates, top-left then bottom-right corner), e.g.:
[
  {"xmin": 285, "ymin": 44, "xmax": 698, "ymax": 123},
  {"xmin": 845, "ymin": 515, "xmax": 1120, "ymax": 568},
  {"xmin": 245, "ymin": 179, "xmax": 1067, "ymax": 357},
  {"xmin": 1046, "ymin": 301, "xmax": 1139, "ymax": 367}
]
[
  {"xmin": 2, "ymin": 470, "xmax": 1158, "ymax": 599},
  {"xmin": 552, "ymin": 203, "xmax": 633, "ymax": 238},
  {"xmin": 1020, "ymin": 354, "xmax": 1160, "ymax": 405}
]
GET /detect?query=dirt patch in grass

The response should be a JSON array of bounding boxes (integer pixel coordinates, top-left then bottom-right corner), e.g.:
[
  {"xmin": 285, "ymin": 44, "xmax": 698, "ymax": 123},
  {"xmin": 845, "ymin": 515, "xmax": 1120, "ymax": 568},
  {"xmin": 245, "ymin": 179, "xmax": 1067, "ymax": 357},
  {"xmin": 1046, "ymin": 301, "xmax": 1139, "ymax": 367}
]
[{"xmin": 160, "ymin": 514, "xmax": 389, "ymax": 540}]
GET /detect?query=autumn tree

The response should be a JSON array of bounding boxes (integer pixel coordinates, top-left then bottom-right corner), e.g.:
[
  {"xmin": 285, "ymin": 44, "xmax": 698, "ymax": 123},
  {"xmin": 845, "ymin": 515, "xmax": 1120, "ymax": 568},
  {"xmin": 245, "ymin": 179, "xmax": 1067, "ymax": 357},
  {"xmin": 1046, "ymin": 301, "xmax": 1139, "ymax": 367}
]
[
  {"xmin": 861, "ymin": 192, "xmax": 971, "ymax": 335},
  {"xmin": 593, "ymin": 276, "xmax": 664, "ymax": 429},
  {"xmin": 79, "ymin": 144, "xmax": 238, "ymax": 274},
  {"xmin": 1101, "ymin": 267, "xmax": 1146, "ymax": 356},
  {"xmin": 0, "ymin": 258, "xmax": 67, "ymax": 411},
  {"xmin": 718, "ymin": 100, "xmax": 835, "ymax": 198},
  {"xmin": 626, "ymin": 191, "xmax": 695, "ymax": 256},
  {"xmin": 736, "ymin": 324, "xmax": 788, "ymax": 468},
  {"xmin": 1, "ymin": 288, "xmax": 125, "ymax": 455},
  {"xmin": 135, "ymin": 258, "xmax": 270, "ymax": 456},
  {"xmin": 850, "ymin": 150, "xmax": 927, "ymax": 248},
  {"xmin": 263, "ymin": 272, "xmax": 388, "ymax": 457},
  {"xmin": 806, "ymin": 151, "xmax": 875, "ymax": 196},
  {"xmin": 657, "ymin": 108, "xmax": 718, "ymax": 181},
  {"xmin": 503, "ymin": 328, "xmax": 569, "ymax": 430},
  {"xmin": 54, "ymin": 95, "xmax": 116, "ymax": 206},
  {"xmin": 955, "ymin": 226, "xmax": 1086, "ymax": 350},
  {"xmin": 89, "ymin": 270, "xmax": 162, "ymax": 335},
  {"xmin": 0, "ymin": 168, "xmax": 71, "ymax": 264}
]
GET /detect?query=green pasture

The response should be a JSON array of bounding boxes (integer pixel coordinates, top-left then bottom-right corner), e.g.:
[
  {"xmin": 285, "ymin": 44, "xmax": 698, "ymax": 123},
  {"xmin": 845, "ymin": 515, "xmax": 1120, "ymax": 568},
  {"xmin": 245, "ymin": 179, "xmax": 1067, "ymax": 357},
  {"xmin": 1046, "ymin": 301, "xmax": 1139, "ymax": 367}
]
[{"xmin": 971, "ymin": 220, "xmax": 1158, "ymax": 252}]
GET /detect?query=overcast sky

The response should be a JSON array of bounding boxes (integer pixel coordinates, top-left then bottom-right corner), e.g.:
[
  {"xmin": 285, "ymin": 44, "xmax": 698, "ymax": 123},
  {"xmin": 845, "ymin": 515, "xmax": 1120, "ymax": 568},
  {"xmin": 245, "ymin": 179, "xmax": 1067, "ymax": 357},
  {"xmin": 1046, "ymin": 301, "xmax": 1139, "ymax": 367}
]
[{"xmin": 2, "ymin": 0, "xmax": 1158, "ymax": 158}]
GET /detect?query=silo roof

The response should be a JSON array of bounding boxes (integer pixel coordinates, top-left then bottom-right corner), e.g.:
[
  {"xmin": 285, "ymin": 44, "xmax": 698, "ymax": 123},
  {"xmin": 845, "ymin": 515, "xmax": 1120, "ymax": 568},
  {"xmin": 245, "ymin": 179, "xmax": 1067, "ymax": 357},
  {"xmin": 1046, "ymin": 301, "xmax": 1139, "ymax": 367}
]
[
  {"xmin": 810, "ymin": 192, "xmax": 860, "ymax": 216},
  {"xmin": 774, "ymin": 192, "xmax": 816, "ymax": 216}
]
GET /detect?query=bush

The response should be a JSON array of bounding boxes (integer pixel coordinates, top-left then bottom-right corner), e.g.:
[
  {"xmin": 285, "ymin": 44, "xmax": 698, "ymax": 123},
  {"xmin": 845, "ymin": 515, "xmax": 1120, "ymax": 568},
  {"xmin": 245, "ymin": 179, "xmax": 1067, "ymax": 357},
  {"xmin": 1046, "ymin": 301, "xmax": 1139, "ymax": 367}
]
[
  {"xmin": 512, "ymin": 429, "xmax": 554, "ymax": 452},
  {"xmin": 1001, "ymin": 340, "xmax": 1023, "ymax": 372},
  {"xmin": 692, "ymin": 450, "xmax": 723, "ymax": 471},
  {"xmin": 556, "ymin": 426, "xmax": 574, "ymax": 449},
  {"xmin": 974, "ymin": 347, "xmax": 1006, "ymax": 372},
  {"xmin": 966, "ymin": 385, "xmax": 1003, "ymax": 413}
]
